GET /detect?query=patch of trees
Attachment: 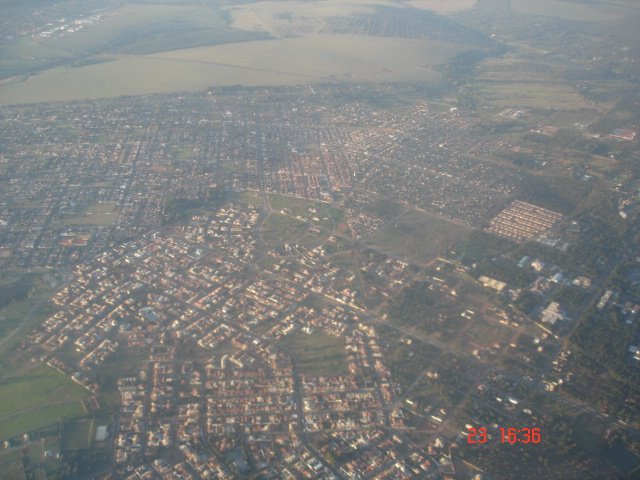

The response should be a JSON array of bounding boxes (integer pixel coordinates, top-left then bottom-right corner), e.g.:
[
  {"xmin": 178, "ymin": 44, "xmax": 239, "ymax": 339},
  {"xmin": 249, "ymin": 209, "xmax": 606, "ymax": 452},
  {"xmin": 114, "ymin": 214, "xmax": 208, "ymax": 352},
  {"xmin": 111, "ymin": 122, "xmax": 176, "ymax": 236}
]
[
  {"xmin": 552, "ymin": 285, "xmax": 588, "ymax": 311},
  {"xmin": 455, "ymin": 230, "xmax": 518, "ymax": 265},
  {"xmin": 323, "ymin": 6, "xmax": 498, "ymax": 46},
  {"xmin": 388, "ymin": 281, "xmax": 436, "ymax": 327},
  {"xmin": 571, "ymin": 309, "xmax": 640, "ymax": 389},
  {"xmin": 161, "ymin": 188, "xmax": 227, "ymax": 225},
  {"xmin": 515, "ymin": 290, "xmax": 542, "ymax": 316}
]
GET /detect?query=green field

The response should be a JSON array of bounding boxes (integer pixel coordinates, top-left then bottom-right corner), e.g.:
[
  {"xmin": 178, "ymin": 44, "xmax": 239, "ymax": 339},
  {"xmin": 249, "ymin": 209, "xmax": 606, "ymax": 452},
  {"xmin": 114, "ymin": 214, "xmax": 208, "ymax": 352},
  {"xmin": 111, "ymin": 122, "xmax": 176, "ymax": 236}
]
[
  {"xmin": 0, "ymin": 365, "xmax": 90, "ymax": 441},
  {"xmin": 280, "ymin": 330, "xmax": 348, "ymax": 377},
  {"xmin": 365, "ymin": 210, "xmax": 469, "ymax": 265}
]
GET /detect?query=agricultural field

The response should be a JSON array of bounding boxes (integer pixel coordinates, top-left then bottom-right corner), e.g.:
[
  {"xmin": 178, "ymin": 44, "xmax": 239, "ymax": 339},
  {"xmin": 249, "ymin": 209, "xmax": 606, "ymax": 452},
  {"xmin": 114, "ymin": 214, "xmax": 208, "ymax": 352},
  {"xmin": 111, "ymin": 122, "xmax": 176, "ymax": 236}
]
[
  {"xmin": 0, "ymin": 365, "xmax": 90, "ymax": 441},
  {"xmin": 365, "ymin": 210, "xmax": 469, "ymax": 266},
  {"xmin": 280, "ymin": 329, "xmax": 348, "ymax": 377}
]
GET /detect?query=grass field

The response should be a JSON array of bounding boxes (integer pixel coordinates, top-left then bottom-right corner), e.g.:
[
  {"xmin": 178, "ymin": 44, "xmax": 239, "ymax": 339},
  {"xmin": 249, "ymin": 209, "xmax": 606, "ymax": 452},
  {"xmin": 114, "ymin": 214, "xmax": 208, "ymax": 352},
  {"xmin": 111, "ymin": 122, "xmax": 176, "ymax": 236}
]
[
  {"xmin": 280, "ymin": 330, "xmax": 348, "ymax": 376},
  {"xmin": 0, "ymin": 365, "xmax": 90, "ymax": 441},
  {"xmin": 365, "ymin": 210, "xmax": 469, "ymax": 265},
  {"xmin": 62, "ymin": 202, "xmax": 119, "ymax": 226}
]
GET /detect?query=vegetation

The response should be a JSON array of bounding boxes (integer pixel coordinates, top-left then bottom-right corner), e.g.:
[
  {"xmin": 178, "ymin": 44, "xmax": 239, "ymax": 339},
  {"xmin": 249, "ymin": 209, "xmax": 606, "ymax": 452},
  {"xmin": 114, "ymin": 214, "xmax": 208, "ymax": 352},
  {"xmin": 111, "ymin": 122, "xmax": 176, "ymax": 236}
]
[
  {"xmin": 571, "ymin": 309, "xmax": 640, "ymax": 390},
  {"xmin": 0, "ymin": 365, "xmax": 90, "ymax": 441}
]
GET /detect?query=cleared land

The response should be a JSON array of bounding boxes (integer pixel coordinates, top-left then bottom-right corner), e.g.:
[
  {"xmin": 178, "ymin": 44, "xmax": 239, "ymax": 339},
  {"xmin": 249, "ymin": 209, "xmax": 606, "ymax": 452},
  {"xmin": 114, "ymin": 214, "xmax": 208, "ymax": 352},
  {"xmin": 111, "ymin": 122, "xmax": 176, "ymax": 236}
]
[
  {"xmin": 0, "ymin": 365, "xmax": 90, "ymax": 440},
  {"xmin": 365, "ymin": 210, "xmax": 470, "ymax": 265},
  {"xmin": 280, "ymin": 330, "xmax": 348, "ymax": 376}
]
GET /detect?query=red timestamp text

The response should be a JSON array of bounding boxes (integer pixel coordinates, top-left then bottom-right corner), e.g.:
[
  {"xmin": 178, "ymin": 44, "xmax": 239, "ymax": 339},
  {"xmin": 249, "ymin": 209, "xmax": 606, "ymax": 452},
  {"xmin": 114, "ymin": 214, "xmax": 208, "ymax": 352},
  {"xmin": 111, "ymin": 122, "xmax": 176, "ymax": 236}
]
[{"xmin": 466, "ymin": 427, "xmax": 541, "ymax": 445}]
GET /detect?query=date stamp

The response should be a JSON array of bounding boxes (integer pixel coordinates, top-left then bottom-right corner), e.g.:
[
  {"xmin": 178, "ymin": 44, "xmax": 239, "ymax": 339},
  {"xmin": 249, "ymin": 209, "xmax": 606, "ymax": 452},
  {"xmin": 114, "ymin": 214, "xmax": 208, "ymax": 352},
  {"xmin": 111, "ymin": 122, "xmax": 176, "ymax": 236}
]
[{"xmin": 466, "ymin": 427, "xmax": 541, "ymax": 445}]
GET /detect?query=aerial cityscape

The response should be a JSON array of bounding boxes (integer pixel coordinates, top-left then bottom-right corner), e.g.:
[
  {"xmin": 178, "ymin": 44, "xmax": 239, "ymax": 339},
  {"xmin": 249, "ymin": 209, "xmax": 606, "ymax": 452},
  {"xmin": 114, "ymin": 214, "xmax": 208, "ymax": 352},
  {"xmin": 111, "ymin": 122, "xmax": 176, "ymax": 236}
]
[{"xmin": 1, "ymin": 0, "xmax": 639, "ymax": 479}]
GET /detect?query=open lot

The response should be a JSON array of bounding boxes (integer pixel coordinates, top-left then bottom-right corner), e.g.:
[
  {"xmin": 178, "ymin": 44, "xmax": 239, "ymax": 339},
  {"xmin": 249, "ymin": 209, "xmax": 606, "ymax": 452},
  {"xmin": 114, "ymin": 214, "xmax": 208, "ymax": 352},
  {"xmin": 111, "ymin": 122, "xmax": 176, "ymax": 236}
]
[
  {"xmin": 62, "ymin": 202, "xmax": 119, "ymax": 226},
  {"xmin": 365, "ymin": 210, "xmax": 469, "ymax": 265},
  {"xmin": 280, "ymin": 329, "xmax": 348, "ymax": 376}
]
